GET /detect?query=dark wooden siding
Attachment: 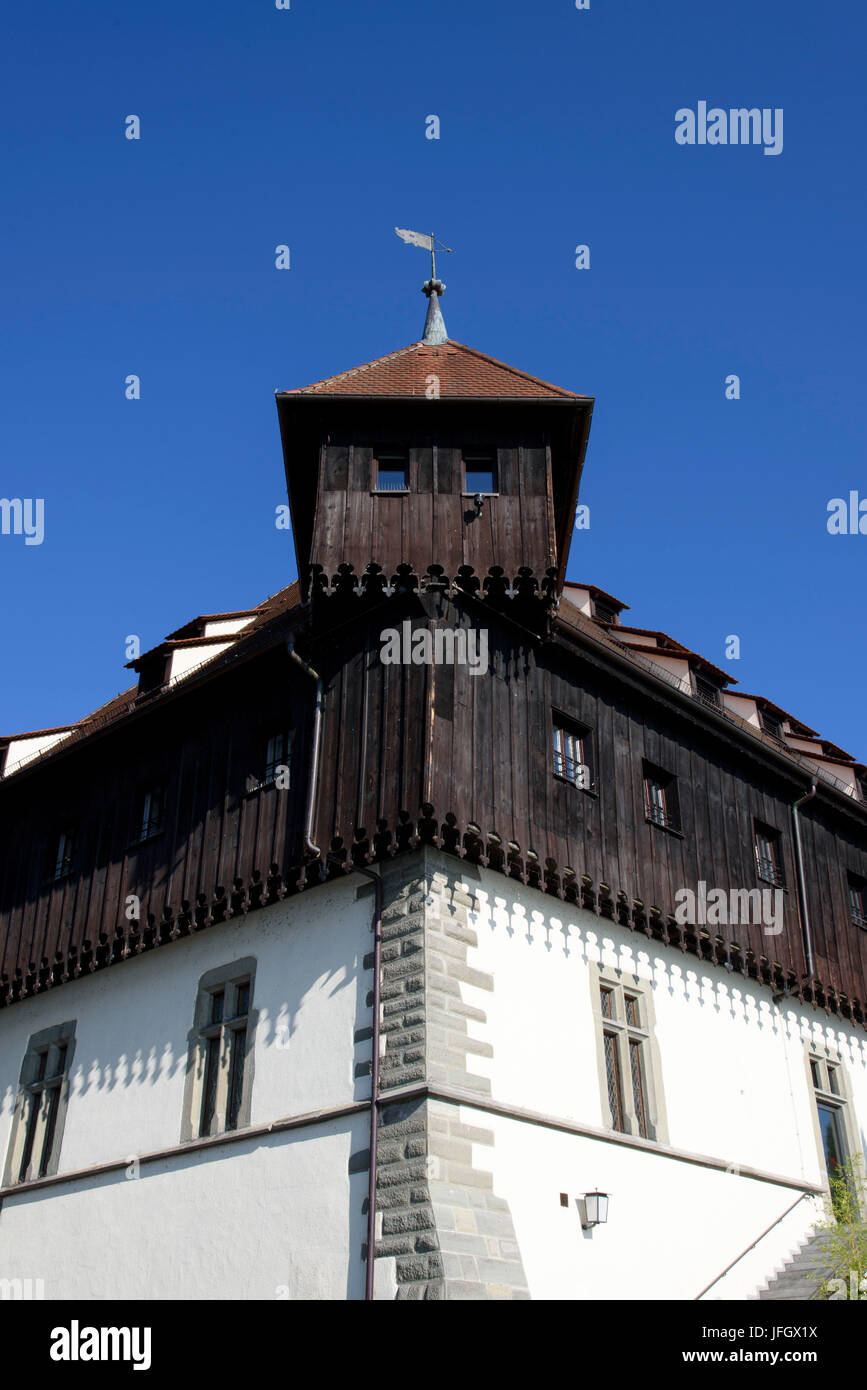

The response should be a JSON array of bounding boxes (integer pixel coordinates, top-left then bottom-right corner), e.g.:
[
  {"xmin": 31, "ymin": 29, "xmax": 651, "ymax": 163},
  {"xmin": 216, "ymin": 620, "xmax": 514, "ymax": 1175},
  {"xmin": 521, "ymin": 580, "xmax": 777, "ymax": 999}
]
[{"xmin": 1, "ymin": 598, "xmax": 866, "ymax": 1014}]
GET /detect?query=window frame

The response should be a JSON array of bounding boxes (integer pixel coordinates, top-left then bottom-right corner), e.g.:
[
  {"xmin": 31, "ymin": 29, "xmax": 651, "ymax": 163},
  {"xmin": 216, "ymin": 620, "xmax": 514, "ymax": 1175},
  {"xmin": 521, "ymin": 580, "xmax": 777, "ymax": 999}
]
[
  {"xmin": 552, "ymin": 714, "xmax": 594, "ymax": 791},
  {"xmin": 2, "ymin": 1021, "xmax": 76, "ymax": 1187},
  {"xmin": 754, "ymin": 820, "xmax": 785, "ymax": 888},
  {"xmin": 805, "ymin": 1047, "xmax": 861, "ymax": 1215},
  {"xmin": 642, "ymin": 760, "xmax": 681, "ymax": 834},
  {"xmin": 372, "ymin": 448, "xmax": 409, "ymax": 494},
  {"xmin": 462, "ymin": 451, "xmax": 499, "ymax": 497},
  {"xmin": 260, "ymin": 731, "xmax": 294, "ymax": 790},
  {"xmin": 846, "ymin": 872, "xmax": 866, "ymax": 930},
  {"xmin": 590, "ymin": 966, "xmax": 668, "ymax": 1145},
  {"xmin": 135, "ymin": 785, "xmax": 166, "ymax": 844},
  {"xmin": 181, "ymin": 959, "xmax": 258, "ymax": 1143}
]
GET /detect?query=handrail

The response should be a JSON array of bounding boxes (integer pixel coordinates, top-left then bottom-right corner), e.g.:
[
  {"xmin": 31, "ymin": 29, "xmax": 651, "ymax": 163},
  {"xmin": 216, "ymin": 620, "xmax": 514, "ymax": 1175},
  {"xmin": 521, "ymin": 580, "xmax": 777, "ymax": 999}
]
[{"xmin": 694, "ymin": 1191, "xmax": 812, "ymax": 1300}]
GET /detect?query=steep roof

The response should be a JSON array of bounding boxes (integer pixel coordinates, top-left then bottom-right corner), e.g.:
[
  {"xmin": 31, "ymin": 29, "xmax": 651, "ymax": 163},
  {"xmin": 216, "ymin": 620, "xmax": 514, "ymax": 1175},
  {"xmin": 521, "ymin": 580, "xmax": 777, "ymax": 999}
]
[{"xmin": 281, "ymin": 340, "xmax": 587, "ymax": 400}]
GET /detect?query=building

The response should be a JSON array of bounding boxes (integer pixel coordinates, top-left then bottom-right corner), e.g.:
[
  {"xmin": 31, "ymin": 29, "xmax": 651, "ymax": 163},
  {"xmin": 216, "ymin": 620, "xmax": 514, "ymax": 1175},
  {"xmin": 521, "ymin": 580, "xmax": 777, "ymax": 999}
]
[{"xmin": 1, "ymin": 283, "xmax": 865, "ymax": 1301}]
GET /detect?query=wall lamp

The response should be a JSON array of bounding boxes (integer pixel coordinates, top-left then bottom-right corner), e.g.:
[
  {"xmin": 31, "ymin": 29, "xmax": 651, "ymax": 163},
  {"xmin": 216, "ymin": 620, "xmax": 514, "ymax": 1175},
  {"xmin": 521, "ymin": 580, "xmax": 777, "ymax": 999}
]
[{"xmin": 581, "ymin": 1191, "xmax": 610, "ymax": 1229}]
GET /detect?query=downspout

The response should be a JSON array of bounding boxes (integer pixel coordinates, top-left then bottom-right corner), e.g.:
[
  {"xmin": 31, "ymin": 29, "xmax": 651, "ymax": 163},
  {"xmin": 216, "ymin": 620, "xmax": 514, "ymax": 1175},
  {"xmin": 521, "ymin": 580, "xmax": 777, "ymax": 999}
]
[
  {"xmin": 791, "ymin": 778, "xmax": 818, "ymax": 980},
  {"xmin": 287, "ymin": 638, "xmax": 322, "ymax": 859}
]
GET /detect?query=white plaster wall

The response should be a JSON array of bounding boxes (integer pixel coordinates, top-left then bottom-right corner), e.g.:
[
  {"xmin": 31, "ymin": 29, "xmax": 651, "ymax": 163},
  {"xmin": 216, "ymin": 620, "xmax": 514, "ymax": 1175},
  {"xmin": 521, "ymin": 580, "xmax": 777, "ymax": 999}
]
[
  {"xmin": 0, "ymin": 1119, "xmax": 368, "ymax": 1300},
  {"xmin": 203, "ymin": 618, "xmax": 255, "ymax": 638},
  {"xmin": 167, "ymin": 642, "xmax": 234, "ymax": 683},
  {"xmin": 462, "ymin": 1105, "xmax": 824, "ymax": 1301},
  {"xmin": 722, "ymin": 694, "xmax": 761, "ymax": 729},
  {"xmin": 0, "ymin": 877, "xmax": 373, "ymax": 1299},
  {"xmin": 452, "ymin": 865, "xmax": 867, "ymax": 1298},
  {"xmin": 2, "ymin": 730, "xmax": 75, "ymax": 775}
]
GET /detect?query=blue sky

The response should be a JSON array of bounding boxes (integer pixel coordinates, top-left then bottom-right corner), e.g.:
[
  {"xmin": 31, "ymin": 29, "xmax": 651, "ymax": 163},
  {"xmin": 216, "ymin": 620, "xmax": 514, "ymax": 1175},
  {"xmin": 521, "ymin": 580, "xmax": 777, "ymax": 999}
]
[{"xmin": 1, "ymin": 0, "xmax": 865, "ymax": 758}]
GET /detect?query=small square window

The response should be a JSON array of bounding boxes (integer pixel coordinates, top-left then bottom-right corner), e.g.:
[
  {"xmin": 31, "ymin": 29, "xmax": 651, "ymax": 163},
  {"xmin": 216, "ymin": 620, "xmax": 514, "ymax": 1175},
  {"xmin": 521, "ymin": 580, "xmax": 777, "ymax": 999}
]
[
  {"xmin": 375, "ymin": 451, "xmax": 408, "ymax": 491},
  {"xmin": 464, "ymin": 453, "xmax": 498, "ymax": 495}
]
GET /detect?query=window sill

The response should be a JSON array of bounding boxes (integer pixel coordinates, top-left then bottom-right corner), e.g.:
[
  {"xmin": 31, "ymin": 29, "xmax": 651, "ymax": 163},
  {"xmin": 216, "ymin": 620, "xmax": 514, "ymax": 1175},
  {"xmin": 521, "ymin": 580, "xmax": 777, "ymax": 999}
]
[
  {"xmin": 757, "ymin": 878, "xmax": 787, "ymax": 892},
  {"xmin": 461, "ymin": 492, "xmax": 499, "ymax": 498},
  {"xmin": 370, "ymin": 489, "xmax": 409, "ymax": 496},
  {"xmin": 644, "ymin": 816, "xmax": 684, "ymax": 839}
]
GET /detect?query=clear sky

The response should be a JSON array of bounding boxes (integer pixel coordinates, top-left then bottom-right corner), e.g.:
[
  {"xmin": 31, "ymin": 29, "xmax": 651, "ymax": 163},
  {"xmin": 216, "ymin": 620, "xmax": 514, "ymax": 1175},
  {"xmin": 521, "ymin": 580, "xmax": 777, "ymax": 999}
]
[{"xmin": 1, "ymin": 0, "xmax": 865, "ymax": 760}]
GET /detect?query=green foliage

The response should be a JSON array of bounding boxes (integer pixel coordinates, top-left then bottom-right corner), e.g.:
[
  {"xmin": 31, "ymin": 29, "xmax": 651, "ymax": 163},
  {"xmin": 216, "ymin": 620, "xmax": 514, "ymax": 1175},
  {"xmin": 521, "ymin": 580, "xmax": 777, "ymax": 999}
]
[{"xmin": 815, "ymin": 1156, "xmax": 867, "ymax": 1300}]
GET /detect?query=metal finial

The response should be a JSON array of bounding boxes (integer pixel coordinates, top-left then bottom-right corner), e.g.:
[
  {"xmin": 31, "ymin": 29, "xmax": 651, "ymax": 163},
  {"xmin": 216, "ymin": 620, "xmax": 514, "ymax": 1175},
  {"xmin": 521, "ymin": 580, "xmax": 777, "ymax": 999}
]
[{"xmin": 394, "ymin": 228, "xmax": 452, "ymax": 343}]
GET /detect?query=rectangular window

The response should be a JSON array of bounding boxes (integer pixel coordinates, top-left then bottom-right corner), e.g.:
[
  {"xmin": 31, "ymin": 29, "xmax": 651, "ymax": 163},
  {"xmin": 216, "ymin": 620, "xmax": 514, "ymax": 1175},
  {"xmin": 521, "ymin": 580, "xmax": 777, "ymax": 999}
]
[
  {"xmin": 594, "ymin": 980, "xmax": 664, "ymax": 1142},
  {"xmin": 374, "ymin": 450, "xmax": 408, "ymax": 491},
  {"xmin": 808, "ymin": 1053, "xmax": 858, "ymax": 1220},
  {"xmin": 185, "ymin": 964, "xmax": 256, "ymax": 1143},
  {"xmin": 138, "ymin": 787, "xmax": 165, "ymax": 841},
  {"xmin": 3, "ymin": 1024, "xmax": 76, "ymax": 1187},
  {"xmin": 643, "ymin": 762, "xmax": 680, "ymax": 832},
  {"xmin": 52, "ymin": 831, "xmax": 74, "ymax": 882},
  {"xmin": 463, "ymin": 453, "xmax": 498, "ymax": 495},
  {"xmin": 755, "ymin": 822, "xmax": 785, "ymax": 887},
  {"xmin": 263, "ymin": 733, "xmax": 291, "ymax": 788},
  {"xmin": 553, "ymin": 718, "xmax": 592, "ymax": 789},
  {"xmin": 847, "ymin": 873, "xmax": 866, "ymax": 929}
]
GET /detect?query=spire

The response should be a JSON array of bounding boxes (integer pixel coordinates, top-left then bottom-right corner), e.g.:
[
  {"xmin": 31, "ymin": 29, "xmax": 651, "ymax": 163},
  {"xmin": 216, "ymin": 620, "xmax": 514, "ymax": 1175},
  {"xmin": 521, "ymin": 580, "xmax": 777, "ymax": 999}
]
[
  {"xmin": 422, "ymin": 277, "xmax": 448, "ymax": 344},
  {"xmin": 394, "ymin": 229, "xmax": 452, "ymax": 345}
]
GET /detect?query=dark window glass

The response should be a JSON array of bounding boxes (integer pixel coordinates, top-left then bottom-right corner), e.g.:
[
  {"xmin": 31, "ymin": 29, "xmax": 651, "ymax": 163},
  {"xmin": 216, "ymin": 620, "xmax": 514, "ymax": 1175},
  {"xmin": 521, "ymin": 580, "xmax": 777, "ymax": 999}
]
[
  {"xmin": 200, "ymin": 1035, "xmax": 221, "ymax": 1137},
  {"xmin": 599, "ymin": 986, "xmax": 614, "ymax": 1020},
  {"xmin": 593, "ymin": 600, "xmax": 618, "ymax": 625},
  {"xmin": 226, "ymin": 1030, "xmax": 245, "ymax": 1132},
  {"xmin": 624, "ymin": 996, "xmax": 639, "ymax": 1028},
  {"xmin": 18, "ymin": 1092, "xmax": 40, "ymax": 1183},
  {"xmin": 630, "ymin": 1040, "xmax": 648, "ymax": 1138},
  {"xmin": 755, "ymin": 824, "xmax": 784, "ymax": 887},
  {"xmin": 264, "ymin": 734, "xmax": 290, "ymax": 786},
  {"xmin": 604, "ymin": 1032, "xmax": 624, "ymax": 1132},
  {"xmin": 760, "ymin": 709, "xmax": 784, "ymax": 742},
  {"xmin": 234, "ymin": 982, "xmax": 250, "ymax": 1019},
  {"xmin": 643, "ymin": 762, "xmax": 680, "ymax": 831},
  {"xmin": 210, "ymin": 990, "xmax": 225, "ymax": 1025},
  {"xmin": 39, "ymin": 1085, "xmax": 62, "ymax": 1178},
  {"xmin": 139, "ymin": 788, "xmax": 165, "ymax": 840}
]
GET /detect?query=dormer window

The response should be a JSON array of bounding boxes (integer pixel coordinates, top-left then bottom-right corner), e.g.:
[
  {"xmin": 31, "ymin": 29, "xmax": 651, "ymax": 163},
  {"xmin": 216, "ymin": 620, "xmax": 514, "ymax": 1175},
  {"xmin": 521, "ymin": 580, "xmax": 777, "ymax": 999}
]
[
  {"xmin": 694, "ymin": 674, "xmax": 721, "ymax": 710},
  {"xmin": 592, "ymin": 599, "xmax": 618, "ymax": 625},
  {"xmin": 759, "ymin": 708, "xmax": 784, "ymax": 743},
  {"xmin": 374, "ymin": 450, "xmax": 408, "ymax": 492},
  {"xmin": 463, "ymin": 453, "xmax": 498, "ymax": 495}
]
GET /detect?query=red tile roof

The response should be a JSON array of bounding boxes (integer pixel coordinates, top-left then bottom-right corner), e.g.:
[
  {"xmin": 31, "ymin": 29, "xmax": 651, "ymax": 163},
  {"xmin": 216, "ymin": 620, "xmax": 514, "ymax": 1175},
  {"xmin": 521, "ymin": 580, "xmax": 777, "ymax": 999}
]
[{"xmin": 281, "ymin": 340, "xmax": 587, "ymax": 400}]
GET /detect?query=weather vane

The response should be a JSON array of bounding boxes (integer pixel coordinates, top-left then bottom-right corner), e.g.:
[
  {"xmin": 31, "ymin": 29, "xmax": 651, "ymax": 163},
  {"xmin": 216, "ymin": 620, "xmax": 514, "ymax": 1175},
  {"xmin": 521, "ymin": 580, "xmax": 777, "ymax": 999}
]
[{"xmin": 394, "ymin": 228, "xmax": 453, "ymax": 284}]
